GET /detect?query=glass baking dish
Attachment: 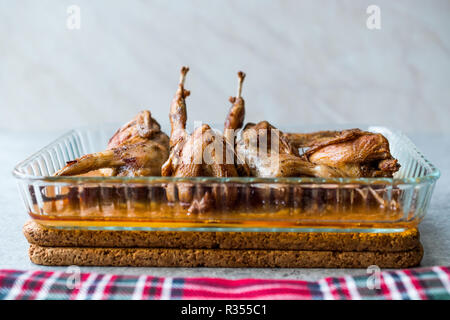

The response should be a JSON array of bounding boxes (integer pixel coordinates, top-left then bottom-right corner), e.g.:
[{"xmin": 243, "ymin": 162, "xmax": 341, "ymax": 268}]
[{"xmin": 13, "ymin": 125, "xmax": 440, "ymax": 233}]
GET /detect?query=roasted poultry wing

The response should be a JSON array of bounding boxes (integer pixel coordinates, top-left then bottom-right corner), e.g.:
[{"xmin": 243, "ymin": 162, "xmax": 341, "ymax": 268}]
[
  {"xmin": 55, "ymin": 110, "xmax": 169, "ymax": 177},
  {"xmin": 161, "ymin": 67, "xmax": 239, "ymax": 212}
]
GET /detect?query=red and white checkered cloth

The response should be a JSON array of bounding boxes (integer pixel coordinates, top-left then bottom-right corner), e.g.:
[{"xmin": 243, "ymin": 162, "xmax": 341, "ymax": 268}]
[{"xmin": 0, "ymin": 266, "xmax": 449, "ymax": 300}]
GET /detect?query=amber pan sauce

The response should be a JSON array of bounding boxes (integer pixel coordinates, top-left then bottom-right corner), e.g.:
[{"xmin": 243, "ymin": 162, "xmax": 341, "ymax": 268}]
[{"xmin": 29, "ymin": 183, "xmax": 416, "ymax": 231}]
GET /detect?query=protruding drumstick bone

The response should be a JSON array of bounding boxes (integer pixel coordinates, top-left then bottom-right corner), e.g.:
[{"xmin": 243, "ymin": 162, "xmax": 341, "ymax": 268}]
[
  {"xmin": 224, "ymin": 71, "xmax": 246, "ymax": 144},
  {"xmin": 169, "ymin": 66, "xmax": 190, "ymax": 148},
  {"xmin": 236, "ymin": 70, "xmax": 245, "ymax": 98},
  {"xmin": 224, "ymin": 71, "xmax": 250, "ymax": 176}
]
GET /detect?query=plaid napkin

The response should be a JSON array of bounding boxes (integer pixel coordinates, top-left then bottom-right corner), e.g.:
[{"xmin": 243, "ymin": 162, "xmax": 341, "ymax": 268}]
[{"xmin": 0, "ymin": 266, "xmax": 449, "ymax": 300}]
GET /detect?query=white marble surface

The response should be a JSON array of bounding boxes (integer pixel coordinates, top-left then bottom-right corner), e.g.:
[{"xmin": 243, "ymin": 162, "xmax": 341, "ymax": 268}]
[
  {"xmin": 1, "ymin": 130, "xmax": 449, "ymax": 280},
  {"xmin": 1, "ymin": 0, "xmax": 450, "ymax": 134}
]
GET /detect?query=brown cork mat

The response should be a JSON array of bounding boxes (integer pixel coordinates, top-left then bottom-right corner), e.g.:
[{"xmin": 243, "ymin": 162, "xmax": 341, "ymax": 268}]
[
  {"xmin": 24, "ymin": 220, "xmax": 420, "ymax": 252},
  {"xmin": 28, "ymin": 244, "xmax": 423, "ymax": 268}
]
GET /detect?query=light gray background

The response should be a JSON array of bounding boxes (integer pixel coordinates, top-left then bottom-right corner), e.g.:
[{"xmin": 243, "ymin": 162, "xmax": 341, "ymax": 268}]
[
  {"xmin": 1, "ymin": 1, "xmax": 449, "ymax": 280},
  {"xmin": 1, "ymin": 0, "xmax": 449, "ymax": 134}
]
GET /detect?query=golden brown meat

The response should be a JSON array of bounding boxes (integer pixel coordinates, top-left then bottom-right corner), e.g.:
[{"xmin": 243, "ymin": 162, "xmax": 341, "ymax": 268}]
[
  {"xmin": 220, "ymin": 73, "xmax": 348, "ymax": 178},
  {"xmin": 222, "ymin": 73, "xmax": 347, "ymax": 178},
  {"xmin": 107, "ymin": 110, "xmax": 164, "ymax": 149},
  {"xmin": 162, "ymin": 124, "xmax": 239, "ymax": 178},
  {"xmin": 161, "ymin": 67, "xmax": 239, "ymax": 212},
  {"xmin": 55, "ymin": 111, "xmax": 169, "ymax": 177},
  {"xmin": 284, "ymin": 130, "xmax": 344, "ymax": 148},
  {"xmin": 236, "ymin": 121, "xmax": 347, "ymax": 177},
  {"xmin": 303, "ymin": 129, "xmax": 400, "ymax": 177}
]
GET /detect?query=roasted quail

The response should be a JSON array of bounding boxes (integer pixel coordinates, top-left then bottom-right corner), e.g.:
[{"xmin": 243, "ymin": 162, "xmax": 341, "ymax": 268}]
[
  {"xmin": 161, "ymin": 67, "xmax": 239, "ymax": 212},
  {"xmin": 227, "ymin": 91, "xmax": 399, "ymax": 178},
  {"xmin": 56, "ymin": 68, "xmax": 399, "ymax": 185},
  {"xmin": 224, "ymin": 75, "xmax": 346, "ymax": 178},
  {"xmin": 55, "ymin": 110, "xmax": 170, "ymax": 177},
  {"xmin": 235, "ymin": 121, "xmax": 347, "ymax": 177},
  {"xmin": 300, "ymin": 129, "xmax": 400, "ymax": 177}
]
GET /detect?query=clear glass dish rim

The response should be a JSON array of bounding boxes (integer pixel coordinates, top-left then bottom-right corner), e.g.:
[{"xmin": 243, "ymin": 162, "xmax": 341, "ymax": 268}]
[{"xmin": 12, "ymin": 126, "xmax": 441, "ymax": 186}]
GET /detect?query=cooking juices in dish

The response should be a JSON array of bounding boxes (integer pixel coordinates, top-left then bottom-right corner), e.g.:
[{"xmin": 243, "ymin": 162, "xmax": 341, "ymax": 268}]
[{"xmin": 33, "ymin": 180, "xmax": 412, "ymax": 230}]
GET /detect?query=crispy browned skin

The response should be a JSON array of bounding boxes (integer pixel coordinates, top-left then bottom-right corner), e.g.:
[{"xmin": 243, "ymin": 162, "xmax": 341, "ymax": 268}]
[
  {"xmin": 161, "ymin": 67, "xmax": 239, "ymax": 212},
  {"xmin": 303, "ymin": 129, "xmax": 400, "ymax": 177},
  {"xmin": 55, "ymin": 111, "xmax": 169, "ymax": 177},
  {"xmin": 236, "ymin": 121, "xmax": 347, "ymax": 177},
  {"xmin": 107, "ymin": 110, "xmax": 164, "ymax": 149},
  {"xmin": 225, "ymin": 75, "xmax": 351, "ymax": 178},
  {"xmin": 284, "ymin": 130, "xmax": 344, "ymax": 148},
  {"xmin": 162, "ymin": 124, "xmax": 238, "ymax": 178}
]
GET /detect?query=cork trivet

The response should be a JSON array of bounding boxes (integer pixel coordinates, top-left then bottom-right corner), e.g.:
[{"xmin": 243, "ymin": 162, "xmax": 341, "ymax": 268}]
[
  {"xmin": 24, "ymin": 220, "xmax": 420, "ymax": 252},
  {"xmin": 28, "ymin": 244, "xmax": 423, "ymax": 269}
]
